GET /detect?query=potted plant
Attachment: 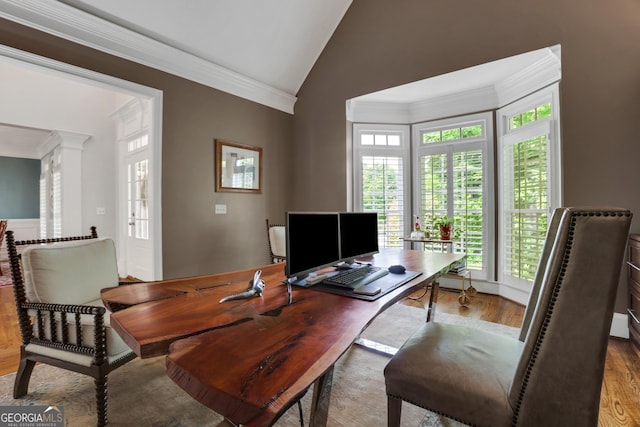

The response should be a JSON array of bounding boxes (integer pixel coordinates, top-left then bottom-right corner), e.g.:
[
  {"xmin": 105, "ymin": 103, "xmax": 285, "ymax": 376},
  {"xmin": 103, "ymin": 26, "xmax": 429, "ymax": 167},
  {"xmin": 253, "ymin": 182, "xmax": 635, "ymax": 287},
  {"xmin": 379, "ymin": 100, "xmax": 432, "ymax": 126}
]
[{"xmin": 433, "ymin": 216, "xmax": 454, "ymax": 240}]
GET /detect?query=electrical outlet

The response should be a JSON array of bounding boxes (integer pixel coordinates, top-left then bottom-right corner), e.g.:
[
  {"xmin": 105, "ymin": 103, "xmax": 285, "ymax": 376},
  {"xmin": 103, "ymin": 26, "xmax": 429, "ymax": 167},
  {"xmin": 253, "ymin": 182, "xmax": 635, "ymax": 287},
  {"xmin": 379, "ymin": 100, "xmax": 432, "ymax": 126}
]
[
  {"xmin": 215, "ymin": 204, "xmax": 227, "ymax": 214},
  {"xmin": 96, "ymin": 207, "xmax": 106, "ymax": 215}
]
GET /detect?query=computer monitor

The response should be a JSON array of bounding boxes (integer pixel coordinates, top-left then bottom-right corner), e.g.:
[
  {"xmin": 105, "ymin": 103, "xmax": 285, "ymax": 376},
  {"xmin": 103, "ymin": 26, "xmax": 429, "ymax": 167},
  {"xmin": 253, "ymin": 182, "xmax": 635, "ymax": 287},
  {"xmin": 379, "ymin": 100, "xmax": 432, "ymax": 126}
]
[
  {"xmin": 285, "ymin": 212, "xmax": 341, "ymax": 280},
  {"xmin": 339, "ymin": 212, "xmax": 379, "ymax": 264}
]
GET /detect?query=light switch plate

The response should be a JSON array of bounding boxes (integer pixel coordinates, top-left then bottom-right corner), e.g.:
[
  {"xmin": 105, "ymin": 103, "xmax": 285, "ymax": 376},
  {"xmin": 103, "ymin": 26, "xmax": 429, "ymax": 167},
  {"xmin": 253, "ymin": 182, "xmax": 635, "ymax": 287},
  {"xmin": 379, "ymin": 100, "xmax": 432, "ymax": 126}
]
[{"xmin": 215, "ymin": 204, "xmax": 227, "ymax": 214}]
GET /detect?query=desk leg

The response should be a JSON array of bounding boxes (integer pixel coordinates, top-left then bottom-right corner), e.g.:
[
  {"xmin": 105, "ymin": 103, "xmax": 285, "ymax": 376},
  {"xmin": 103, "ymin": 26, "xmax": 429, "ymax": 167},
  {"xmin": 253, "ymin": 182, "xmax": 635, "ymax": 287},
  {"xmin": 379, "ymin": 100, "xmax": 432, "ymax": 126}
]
[
  {"xmin": 309, "ymin": 366, "xmax": 334, "ymax": 427},
  {"xmin": 426, "ymin": 281, "xmax": 439, "ymax": 322}
]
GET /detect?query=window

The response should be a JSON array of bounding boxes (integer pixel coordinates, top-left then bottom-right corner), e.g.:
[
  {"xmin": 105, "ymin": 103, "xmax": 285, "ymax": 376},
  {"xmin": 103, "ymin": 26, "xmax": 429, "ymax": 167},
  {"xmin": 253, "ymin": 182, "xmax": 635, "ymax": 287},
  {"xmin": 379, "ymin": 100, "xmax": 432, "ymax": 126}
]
[
  {"xmin": 498, "ymin": 87, "xmax": 561, "ymax": 289},
  {"xmin": 353, "ymin": 84, "xmax": 561, "ymax": 291},
  {"xmin": 39, "ymin": 148, "xmax": 62, "ymax": 238},
  {"xmin": 127, "ymin": 133, "xmax": 148, "ymax": 152},
  {"xmin": 39, "ymin": 160, "xmax": 48, "ymax": 238},
  {"xmin": 413, "ymin": 113, "xmax": 493, "ymax": 279},
  {"xmin": 126, "ymin": 133, "xmax": 150, "ymax": 240},
  {"xmin": 353, "ymin": 124, "xmax": 410, "ymax": 249}
]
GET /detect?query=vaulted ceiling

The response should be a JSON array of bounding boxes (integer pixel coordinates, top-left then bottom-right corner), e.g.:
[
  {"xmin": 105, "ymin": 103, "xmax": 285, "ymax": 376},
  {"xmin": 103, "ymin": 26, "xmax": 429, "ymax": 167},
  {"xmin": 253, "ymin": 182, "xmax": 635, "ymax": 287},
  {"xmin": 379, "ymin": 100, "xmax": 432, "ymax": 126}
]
[
  {"xmin": 0, "ymin": 1, "xmax": 560, "ymax": 154},
  {"xmin": 0, "ymin": 0, "xmax": 353, "ymax": 113},
  {"xmin": 57, "ymin": 0, "xmax": 353, "ymax": 96}
]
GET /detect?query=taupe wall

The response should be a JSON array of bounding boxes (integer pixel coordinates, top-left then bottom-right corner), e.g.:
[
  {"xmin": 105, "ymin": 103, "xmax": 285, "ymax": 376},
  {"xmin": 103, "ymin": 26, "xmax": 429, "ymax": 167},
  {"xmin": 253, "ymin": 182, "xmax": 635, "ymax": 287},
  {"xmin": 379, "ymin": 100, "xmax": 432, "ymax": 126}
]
[
  {"xmin": 0, "ymin": 18, "xmax": 293, "ymax": 278},
  {"xmin": 2, "ymin": 0, "xmax": 639, "ymax": 310},
  {"xmin": 293, "ymin": 0, "xmax": 640, "ymax": 311}
]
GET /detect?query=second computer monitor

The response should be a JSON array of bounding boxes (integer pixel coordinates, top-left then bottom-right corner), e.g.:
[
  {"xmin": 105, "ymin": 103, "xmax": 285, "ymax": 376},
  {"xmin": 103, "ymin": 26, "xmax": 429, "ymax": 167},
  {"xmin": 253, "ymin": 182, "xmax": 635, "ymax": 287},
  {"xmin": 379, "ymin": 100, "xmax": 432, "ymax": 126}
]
[{"xmin": 339, "ymin": 212, "xmax": 379, "ymax": 264}]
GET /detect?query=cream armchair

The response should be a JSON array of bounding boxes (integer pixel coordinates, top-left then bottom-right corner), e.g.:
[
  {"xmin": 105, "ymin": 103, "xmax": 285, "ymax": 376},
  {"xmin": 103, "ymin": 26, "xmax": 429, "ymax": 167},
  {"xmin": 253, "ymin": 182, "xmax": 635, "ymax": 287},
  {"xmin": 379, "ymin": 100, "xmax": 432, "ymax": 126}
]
[{"xmin": 5, "ymin": 228, "xmax": 136, "ymax": 427}]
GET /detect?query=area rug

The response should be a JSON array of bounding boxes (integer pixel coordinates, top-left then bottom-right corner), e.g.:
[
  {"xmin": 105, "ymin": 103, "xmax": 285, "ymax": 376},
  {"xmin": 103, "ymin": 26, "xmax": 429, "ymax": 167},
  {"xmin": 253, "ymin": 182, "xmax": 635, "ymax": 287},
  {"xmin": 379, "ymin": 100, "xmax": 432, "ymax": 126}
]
[
  {"xmin": 0, "ymin": 261, "xmax": 11, "ymax": 287},
  {"xmin": 0, "ymin": 304, "xmax": 519, "ymax": 426}
]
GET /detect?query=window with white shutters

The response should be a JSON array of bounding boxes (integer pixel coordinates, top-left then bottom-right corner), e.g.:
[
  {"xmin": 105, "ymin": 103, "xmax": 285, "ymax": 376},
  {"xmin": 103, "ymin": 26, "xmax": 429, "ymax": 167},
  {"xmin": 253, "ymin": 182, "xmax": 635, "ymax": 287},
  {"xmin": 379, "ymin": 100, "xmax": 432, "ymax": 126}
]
[
  {"xmin": 352, "ymin": 84, "xmax": 560, "ymax": 291},
  {"xmin": 353, "ymin": 125, "xmax": 410, "ymax": 249},
  {"xmin": 39, "ymin": 149, "xmax": 63, "ymax": 238},
  {"xmin": 414, "ymin": 113, "xmax": 493, "ymax": 278},
  {"xmin": 39, "ymin": 161, "xmax": 48, "ymax": 239},
  {"xmin": 498, "ymin": 86, "xmax": 561, "ymax": 289}
]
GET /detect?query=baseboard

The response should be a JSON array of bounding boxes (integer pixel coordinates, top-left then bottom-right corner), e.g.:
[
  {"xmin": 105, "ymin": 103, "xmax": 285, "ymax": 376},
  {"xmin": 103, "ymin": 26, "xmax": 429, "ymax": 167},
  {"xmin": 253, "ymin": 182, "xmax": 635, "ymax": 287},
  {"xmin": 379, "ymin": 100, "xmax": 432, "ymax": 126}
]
[
  {"xmin": 610, "ymin": 312, "xmax": 629, "ymax": 339},
  {"xmin": 437, "ymin": 277, "xmax": 630, "ymax": 339}
]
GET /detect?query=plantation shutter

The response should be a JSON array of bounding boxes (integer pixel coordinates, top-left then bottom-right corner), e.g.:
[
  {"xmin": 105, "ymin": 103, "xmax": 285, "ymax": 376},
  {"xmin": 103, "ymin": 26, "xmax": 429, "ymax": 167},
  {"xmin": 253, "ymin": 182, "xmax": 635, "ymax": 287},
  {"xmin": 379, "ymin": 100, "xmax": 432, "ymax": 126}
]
[
  {"xmin": 39, "ymin": 149, "xmax": 63, "ymax": 239},
  {"xmin": 353, "ymin": 124, "xmax": 411, "ymax": 249},
  {"xmin": 414, "ymin": 112, "xmax": 492, "ymax": 278},
  {"xmin": 39, "ymin": 164, "xmax": 47, "ymax": 239},
  {"xmin": 500, "ymin": 121, "xmax": 551, "ymax": 286},
  {"xmin": 419, "ymin": 149, "xmax": 485, "ymax": 269}
]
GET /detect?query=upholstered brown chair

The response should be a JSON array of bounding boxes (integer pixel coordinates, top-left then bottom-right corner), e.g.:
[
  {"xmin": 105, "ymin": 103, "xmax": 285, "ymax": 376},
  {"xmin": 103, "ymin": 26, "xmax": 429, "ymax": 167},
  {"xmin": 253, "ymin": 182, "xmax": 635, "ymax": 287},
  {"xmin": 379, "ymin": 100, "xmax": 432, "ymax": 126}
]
[
  {"xmin": 266, "ymin": 219, "xmax": 286, "ymax": 263},
  {"xmin": 384, "ymin": 207, "xmax": 632, "ymax": 426},
  {"xmin": 6, "ymin": 228, "xmax": 136, "ymax": 427}
]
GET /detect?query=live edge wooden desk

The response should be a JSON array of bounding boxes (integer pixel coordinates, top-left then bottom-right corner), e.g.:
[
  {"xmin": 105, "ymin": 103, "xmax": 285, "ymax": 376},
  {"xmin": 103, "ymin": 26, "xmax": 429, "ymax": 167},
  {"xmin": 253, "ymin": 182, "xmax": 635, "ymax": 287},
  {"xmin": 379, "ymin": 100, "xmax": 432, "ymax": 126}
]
[{"xmin": 101, "ymin": 249, "xmax": 463, "ymax": 427}]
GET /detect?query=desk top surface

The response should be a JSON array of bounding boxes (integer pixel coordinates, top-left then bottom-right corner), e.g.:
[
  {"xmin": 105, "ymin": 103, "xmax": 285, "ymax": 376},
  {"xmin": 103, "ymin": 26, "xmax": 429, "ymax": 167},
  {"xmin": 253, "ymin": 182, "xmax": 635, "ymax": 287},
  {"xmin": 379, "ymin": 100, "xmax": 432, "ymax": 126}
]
[{"xmin": 101, "ymin": 248, "xmax": 463, "ymax": 426}]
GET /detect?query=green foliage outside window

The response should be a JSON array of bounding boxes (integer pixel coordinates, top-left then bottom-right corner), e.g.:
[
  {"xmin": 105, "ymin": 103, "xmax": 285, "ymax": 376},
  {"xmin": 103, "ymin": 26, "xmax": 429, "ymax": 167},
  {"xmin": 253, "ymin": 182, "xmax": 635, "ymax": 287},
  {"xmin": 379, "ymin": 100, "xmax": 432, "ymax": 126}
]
[
  {"xmin": 362, "ymin": 158, "xmax": 403, "ymax": 248},
  {"xmin": 420, "ymin": 150, "xmax": 484, "ymax": 269},
  {"xmin": 507, "ymin": 135, "xmax": 548, "ymax": 281},
  {"xmin": 422, "ymin": 124, "xmax": 483, "ymax": 144},
  {"xmin": 509, "ymin": 102, "xmax": 551, "ymax": 130}
]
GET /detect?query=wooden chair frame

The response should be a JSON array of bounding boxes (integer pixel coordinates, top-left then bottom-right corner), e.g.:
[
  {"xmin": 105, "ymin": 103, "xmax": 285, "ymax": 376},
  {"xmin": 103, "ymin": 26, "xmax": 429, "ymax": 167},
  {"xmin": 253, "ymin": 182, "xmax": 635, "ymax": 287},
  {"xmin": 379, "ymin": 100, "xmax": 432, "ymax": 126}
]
[
  {"xmin": 0, "ymin": 219, "xmax": 7, "ymax": 275},
  {"xmin": 5, "ymin": 227, "xmax": 137, "ymax": 427}
]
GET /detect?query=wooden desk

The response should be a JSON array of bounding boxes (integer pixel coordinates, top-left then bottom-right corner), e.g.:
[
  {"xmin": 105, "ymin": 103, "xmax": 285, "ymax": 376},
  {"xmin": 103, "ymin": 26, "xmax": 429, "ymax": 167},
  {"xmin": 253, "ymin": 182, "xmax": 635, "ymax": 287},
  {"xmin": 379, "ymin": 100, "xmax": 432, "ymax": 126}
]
[{"xmin": 102, "ymin": 249, "xmax": 462, "ymax": 427}]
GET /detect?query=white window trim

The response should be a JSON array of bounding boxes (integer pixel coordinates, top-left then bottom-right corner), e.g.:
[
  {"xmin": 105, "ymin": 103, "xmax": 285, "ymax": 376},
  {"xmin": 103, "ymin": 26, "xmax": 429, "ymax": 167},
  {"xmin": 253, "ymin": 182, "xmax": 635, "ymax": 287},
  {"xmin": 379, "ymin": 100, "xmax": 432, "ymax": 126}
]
[
  {"xmin": 411, "ymin": 112, "xmax": 495, "ymax": 281},
  {"xmin": 352, "ymin": 123, "xmax": 412, "ymax": 245},
  {"xmin": 496, "ymin": 83, "xmax": 562, "ymax": 299}
]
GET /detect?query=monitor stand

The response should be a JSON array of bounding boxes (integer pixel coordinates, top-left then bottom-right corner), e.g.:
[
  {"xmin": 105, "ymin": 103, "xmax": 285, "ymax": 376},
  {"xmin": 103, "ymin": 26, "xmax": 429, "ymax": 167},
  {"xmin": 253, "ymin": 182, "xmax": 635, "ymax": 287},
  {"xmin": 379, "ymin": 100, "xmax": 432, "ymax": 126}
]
[{"xmin": 334, "ymin": 260, "xmax": 357, "ymax": 270}]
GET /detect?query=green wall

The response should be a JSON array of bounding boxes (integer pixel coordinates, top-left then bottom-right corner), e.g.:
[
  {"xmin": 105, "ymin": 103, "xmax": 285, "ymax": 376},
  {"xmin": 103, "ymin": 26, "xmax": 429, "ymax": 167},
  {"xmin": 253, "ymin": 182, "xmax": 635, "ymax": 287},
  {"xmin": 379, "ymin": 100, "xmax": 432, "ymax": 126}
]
[{"xmin": 0, "ymin": 156, "xmax": 39, "ymax": 219}]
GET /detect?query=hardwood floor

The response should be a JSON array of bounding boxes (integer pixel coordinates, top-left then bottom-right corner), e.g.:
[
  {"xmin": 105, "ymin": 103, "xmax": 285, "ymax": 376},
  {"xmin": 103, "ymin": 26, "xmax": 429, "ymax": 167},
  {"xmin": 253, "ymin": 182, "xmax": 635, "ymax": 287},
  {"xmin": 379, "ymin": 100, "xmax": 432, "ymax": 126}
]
[
  {"xmin": 1, "ymin": 285, "xmax": 638, "ymax": 425},
  {"xmin": 0, "ymin": 285, "xmax": 20, "ymax": 376}
]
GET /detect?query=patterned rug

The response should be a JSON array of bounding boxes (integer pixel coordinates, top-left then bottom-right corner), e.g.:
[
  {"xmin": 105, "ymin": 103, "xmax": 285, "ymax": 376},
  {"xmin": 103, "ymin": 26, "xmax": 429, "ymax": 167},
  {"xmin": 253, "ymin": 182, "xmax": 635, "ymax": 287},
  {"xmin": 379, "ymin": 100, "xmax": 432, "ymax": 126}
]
[
  {"xmin": 0, "ymin": 261, "xmax": 11, "ymax": 287},
  {"xmin": 0, "ymin": 304, "xmax": 519, "ymax": 426}
]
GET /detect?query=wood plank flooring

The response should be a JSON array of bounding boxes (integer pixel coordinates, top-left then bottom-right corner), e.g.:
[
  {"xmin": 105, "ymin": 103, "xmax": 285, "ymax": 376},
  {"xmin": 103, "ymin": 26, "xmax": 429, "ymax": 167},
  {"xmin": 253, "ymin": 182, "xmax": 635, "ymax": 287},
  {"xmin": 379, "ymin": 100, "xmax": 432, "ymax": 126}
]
[
  {"xmin": 0, "ymin": 285, "xmax": 20, "ymax": 376},
  {"xmin": 1, "ymin": 285, "xmax": 638, "ymax": 425}
]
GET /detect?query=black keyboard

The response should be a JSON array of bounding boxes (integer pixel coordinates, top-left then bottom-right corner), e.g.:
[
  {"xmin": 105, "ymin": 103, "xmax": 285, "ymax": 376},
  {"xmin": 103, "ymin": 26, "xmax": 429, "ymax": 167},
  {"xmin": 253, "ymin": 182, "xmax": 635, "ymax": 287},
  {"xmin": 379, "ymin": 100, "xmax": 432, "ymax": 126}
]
[{"xmin": 323, "ymin": 265, "xmax": 389, "ymax": 289}]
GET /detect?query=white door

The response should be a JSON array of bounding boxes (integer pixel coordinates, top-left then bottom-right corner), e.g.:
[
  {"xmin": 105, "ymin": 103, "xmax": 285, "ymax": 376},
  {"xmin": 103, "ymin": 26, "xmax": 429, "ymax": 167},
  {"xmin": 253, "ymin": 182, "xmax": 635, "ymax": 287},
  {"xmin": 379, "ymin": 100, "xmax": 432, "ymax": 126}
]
[{"xmin": 123, "ymin": 139, "xmax": 154, "ymax": 281}]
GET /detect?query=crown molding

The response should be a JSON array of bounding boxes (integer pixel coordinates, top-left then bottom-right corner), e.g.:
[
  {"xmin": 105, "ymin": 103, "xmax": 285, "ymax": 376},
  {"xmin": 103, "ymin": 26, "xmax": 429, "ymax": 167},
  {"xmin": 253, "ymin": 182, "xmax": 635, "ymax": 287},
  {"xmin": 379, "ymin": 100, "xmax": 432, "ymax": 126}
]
[
  {"xmin": 496, "ymin": 49, "xmax": 561, "ymax": 107},
  {"xmin": 346, "ymin": 99, "xmax": 411, "ymax": 123},
  {"xmin": 347, "ymin": 85, "xmax": 498, "ymax": 124},
  {"xmin": 0, "ymin": 0, "xmax": 297, "ymax": 114},
  {"xmin": 347, "ymin": 47, "xmax": 561, "ymax": 125},
  {"xmin": 38, "ymin": 130, "xmax": 90, "ymax": 158},
  {"xmin": 408, "ymin": 86, "xmax": 498, "ymax": 123}
]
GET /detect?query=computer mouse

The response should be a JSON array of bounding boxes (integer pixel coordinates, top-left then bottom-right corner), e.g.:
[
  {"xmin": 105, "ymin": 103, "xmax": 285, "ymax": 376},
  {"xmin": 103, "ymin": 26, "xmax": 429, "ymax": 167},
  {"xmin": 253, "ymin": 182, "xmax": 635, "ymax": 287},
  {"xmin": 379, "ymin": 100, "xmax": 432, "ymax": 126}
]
[{"xmin": 388, "ymin": 264, "xmax": 406, "ymax": 274}]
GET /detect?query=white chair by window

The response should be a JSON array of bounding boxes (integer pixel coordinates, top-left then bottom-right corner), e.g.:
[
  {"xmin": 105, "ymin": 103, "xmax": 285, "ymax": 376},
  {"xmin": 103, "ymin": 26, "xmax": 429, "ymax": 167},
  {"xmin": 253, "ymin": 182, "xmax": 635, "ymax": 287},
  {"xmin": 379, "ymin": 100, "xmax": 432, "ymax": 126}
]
[{"xmin": 266, "ymin": 219, "xmax": 286, "ymax": 263}]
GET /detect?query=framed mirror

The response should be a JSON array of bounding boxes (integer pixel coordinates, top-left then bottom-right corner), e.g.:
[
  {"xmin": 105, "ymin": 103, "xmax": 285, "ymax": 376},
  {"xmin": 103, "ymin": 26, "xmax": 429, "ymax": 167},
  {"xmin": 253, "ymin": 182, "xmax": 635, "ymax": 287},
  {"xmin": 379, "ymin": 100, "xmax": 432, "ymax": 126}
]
[{"xmin": 215, "ymin": 139, "xmax": 262, "ymax": 193}]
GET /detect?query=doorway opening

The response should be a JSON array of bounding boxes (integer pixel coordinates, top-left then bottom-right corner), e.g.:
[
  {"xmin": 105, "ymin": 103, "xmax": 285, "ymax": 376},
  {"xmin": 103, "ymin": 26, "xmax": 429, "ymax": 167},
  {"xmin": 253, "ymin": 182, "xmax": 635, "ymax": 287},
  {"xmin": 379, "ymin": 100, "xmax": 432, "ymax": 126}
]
[{"xmin": 0, "ymin": 44, "xmax": 163, "ymax": 280}]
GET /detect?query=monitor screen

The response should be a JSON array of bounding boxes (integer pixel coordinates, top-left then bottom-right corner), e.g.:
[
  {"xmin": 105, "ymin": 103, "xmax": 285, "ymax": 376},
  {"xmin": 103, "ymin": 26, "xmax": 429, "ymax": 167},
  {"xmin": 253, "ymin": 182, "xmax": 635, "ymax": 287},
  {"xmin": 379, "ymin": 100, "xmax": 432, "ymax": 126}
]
[
  {"xmin": 285, "ymin": 212, "xmax": 341, "ymax": 279},
  {"xmin": 339, "ymin": 212, "xmax": 379, "ymax": 262}
]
